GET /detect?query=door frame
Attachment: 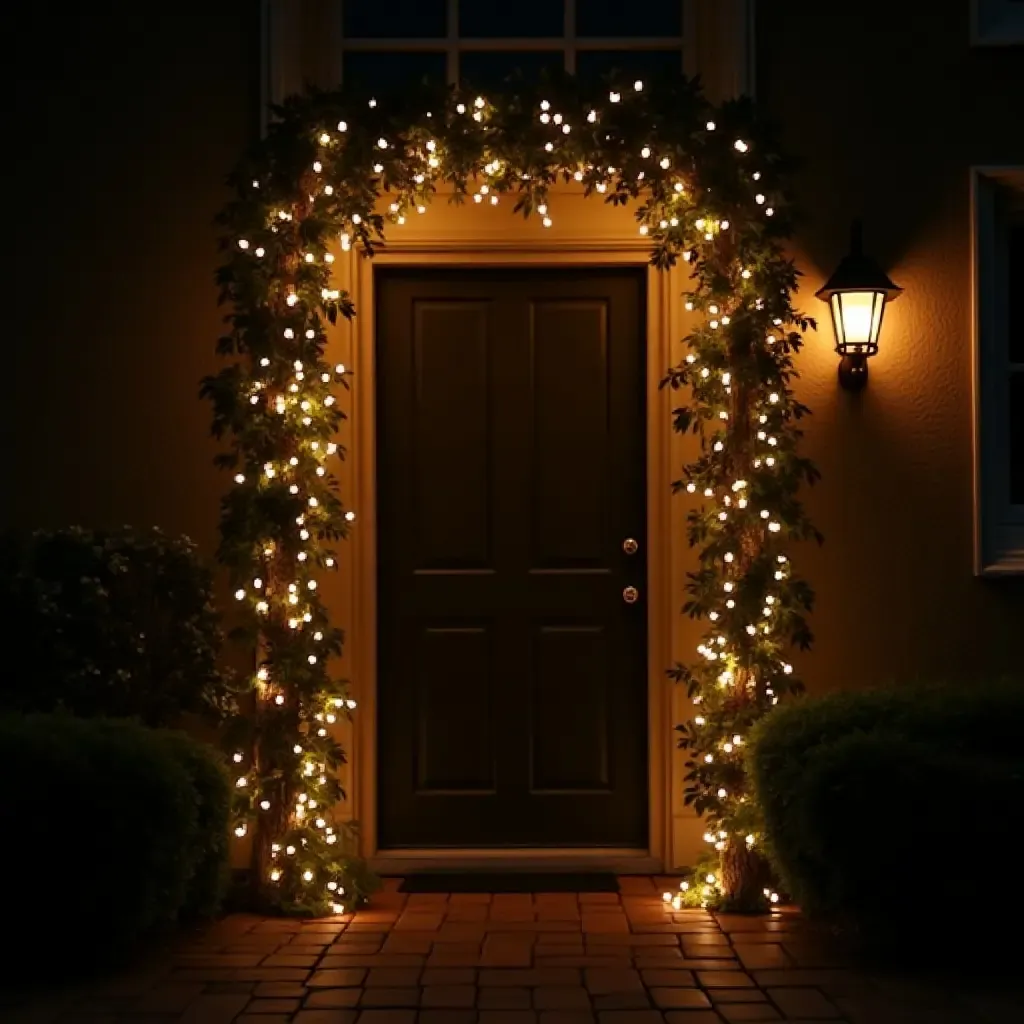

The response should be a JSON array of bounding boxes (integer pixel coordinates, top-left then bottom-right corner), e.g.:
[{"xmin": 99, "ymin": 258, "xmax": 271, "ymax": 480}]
[{"xmin": 343, "ymin": 229, "xmax": 678, "ymax": 874}]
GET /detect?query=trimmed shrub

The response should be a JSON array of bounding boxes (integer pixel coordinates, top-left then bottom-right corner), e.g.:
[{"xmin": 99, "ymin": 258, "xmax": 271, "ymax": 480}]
[
  {"xmin": 748, "ymin": 682, "xmax": 1024, "ymax": 941},
  {"xmin": 0, "ymin": 526, "xmax": 229, "ymax": 726},
  {"xmin": 0, "ymin": 714, "xmax": 231, "ymax": 971},
  {"xmin": 153, "ymin": 729, "xmax": 232, "ymax": 920}
]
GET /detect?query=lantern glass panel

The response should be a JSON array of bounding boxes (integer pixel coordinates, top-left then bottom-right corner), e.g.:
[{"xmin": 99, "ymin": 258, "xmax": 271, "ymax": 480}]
[{"xmin": 830, "ymin": 290, "xmax": 884, "ymax": 355}]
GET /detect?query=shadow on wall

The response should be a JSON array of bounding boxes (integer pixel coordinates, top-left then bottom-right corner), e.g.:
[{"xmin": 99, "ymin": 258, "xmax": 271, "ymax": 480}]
[{"xmin": 758, "ymin": 0, "xmax": 1024, "ymax": 690}]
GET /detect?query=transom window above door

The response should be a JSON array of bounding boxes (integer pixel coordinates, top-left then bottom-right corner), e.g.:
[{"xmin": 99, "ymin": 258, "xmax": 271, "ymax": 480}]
[{"xmin": 339, "ymin": 0, "xmax": 686, "ymax": 93}]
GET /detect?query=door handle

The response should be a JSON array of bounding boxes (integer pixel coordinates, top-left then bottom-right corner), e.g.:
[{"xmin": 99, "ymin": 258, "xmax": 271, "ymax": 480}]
[{"xmin": 623, "ymin": 586, "xmax": 639, "ymax": 604}]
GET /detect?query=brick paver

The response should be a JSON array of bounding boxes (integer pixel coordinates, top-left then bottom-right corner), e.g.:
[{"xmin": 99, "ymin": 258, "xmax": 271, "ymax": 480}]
[{"xmin": 5, "ymin": 876, "xmax": 1024, "ymax": 1023}]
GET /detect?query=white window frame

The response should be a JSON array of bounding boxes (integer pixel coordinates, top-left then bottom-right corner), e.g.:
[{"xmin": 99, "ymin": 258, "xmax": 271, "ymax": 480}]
[
  {"xmin": 972, "ymin": 167, "xmax": 1024, "ymax": 574},
  {"xmin": 262, "ymin": 0, "xmax": 754, "ymax": 116},
  {"xmin": 971, "ymin": 0, "xmax": 1024, "ymax": 45}
]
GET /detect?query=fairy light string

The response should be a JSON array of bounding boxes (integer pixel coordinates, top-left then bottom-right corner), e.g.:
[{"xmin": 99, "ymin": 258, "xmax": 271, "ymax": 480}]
[{"xmin": 205, "ymin": 76, "xmax": 818, "ymax": 914}]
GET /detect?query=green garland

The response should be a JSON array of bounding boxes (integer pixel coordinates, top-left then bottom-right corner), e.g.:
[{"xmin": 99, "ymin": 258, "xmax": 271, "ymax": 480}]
[{"xmin": 203, "ymin": 74, "xmax": 818, "ymax": 914}]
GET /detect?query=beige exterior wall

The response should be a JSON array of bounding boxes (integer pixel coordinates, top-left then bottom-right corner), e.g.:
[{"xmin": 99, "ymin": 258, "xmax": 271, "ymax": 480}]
[
  {"xmin": 756, "ymin": 1, "xmax": 1024, "ymax": 704},
  {"xmin": 5, "ymin": 3, "xmax": 1023, "ymax": 873}
]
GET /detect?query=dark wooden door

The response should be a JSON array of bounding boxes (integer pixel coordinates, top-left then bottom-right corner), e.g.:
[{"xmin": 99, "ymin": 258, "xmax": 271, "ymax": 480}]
[{"xmin": 376, "ymin": 268, "xmax": 647, "ymax": 848}]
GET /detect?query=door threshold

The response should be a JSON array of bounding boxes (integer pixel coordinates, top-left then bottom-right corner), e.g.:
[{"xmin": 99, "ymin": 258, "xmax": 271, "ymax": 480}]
[{"xmin": 370, "ymin": 849, "xmax": 661, "ymax": 875}]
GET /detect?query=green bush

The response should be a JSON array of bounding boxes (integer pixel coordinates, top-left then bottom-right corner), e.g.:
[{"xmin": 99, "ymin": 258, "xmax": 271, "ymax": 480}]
[
  {"xmin": 748, "ymin": 682, "xmax": 1024, "ymax": 940},
  {"xmin": 0, "ymin": 714, "xmax": 231, "ymax": 971},
  {"xmin": 150, "ymin": 728, "xmax": 233, "ymax": 920},
  {"xmin": 0, "ymin": 526, "xmax": 230, "ymax": 726}
]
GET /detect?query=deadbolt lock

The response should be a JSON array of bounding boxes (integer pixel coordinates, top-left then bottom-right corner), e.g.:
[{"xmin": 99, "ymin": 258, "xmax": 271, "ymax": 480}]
[
  {"xmin": 623, "ymin": 586, "xmax": 639, "ymax": 604},
  {"xmin": 622, "ymin": 538, "xmax": 639, "ymax": 555}
]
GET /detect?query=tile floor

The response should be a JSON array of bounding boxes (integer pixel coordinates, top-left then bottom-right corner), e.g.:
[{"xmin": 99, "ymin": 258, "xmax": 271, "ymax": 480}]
[{"xmin": 5, "ymin": 876, "xmax": 1022, "ymax": 1023}]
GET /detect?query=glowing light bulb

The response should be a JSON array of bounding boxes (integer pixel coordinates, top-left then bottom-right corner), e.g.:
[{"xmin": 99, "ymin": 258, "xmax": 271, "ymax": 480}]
[
  {"xmin": 609, "ymin": 91, "xmax": 620, "ymax": 103},
  {"xmin": 234, "ymin": 589, "xmax": 245, "ymax": 601},
  {"xmin": 706, "ymin": 120, "xmax": 716, "ymax": 131}
]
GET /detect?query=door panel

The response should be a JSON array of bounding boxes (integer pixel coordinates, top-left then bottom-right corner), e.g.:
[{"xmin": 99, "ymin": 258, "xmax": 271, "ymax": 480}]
[
  {"xmin": 411, "ymin": 303, "xmax": 492, "ymax": 571},
  {"xmin": 415, "ymin": 625, "xmax": 495, "ymax": 792},
  {"xmin": 376, "ymin": 268, "xmax": 647, "ymax": 848},
  {"xmin": 530, "ymin": 624, "xmax": 610, "ymax": 791},
  {"xmin": 530, "ymin": 300, "xmax": 610, "ymax": 568}
]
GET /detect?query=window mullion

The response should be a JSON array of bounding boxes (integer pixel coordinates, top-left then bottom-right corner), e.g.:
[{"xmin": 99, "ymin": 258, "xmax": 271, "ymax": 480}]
[
  {"xmin": 447, "ymin": 0, "xmax": 459, "ymax": 84},
  {"xmin": 564, "ymin": 0, "xmax": 576, "ymax": 74}
]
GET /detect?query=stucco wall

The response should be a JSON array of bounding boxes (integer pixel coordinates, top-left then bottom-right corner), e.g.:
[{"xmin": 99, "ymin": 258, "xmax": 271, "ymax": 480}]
[{"xmin": 755, "ymin": 1, "xmax": 1024, "ymax": 705}]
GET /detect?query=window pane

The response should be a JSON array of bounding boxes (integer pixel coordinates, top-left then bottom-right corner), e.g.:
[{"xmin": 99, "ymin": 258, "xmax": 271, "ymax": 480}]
[
  {"xmin": 460, "ymin": 2, "xmax": 564, "ymax": 38},
  {"xmin": 1010, "ymin": 372, "xmax": 1024, "ymax": 505},
  {"xmin": 577, "ymin": 0, "xmax": 682, "ymax": 38},
  {"xmin": 1010, "ymin": 221, "xmax": 1024, "ymax": 363},
  {"xmin": 459, "ymin": 50, "xmax": 565, "ymax": 90},
  {"xmin": 342, "ymin": 51, "xmax": 448, "ymax": 95},
  {"xmin": 344, "ymin": 0, "xmax": 446, "ymax": 39},
  {"xmin": 577, "ymin": 49, "xmax": 682, "ymax": 86}
]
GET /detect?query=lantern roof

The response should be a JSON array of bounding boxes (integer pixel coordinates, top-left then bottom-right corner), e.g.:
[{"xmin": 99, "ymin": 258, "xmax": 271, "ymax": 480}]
[{"xmin": 815, "ymin": 220, "xmax": 902, "ymax": 301}]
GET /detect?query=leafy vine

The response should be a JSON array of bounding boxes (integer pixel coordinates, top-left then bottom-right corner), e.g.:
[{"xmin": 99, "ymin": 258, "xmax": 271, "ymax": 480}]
[{"xmin": 204, "ymin": 73, "xmax": 817, "ymax": 914}]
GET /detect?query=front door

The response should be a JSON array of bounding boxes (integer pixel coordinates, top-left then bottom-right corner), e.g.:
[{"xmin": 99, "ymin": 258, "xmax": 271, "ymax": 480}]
[{"xmin": 376, "ymin": 267, "xmax": 647, "ymax": 848}]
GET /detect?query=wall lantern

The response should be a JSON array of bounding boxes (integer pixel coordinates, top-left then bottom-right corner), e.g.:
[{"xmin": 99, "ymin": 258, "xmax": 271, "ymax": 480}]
[{"xmin": 816, "ymin": 220, "xmax": 902, "ymax": 391}]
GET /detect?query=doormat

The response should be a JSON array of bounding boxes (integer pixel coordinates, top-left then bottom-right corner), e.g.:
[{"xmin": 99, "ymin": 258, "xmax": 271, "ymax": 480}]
[{"xmin": 398, "ymin": 872, "xmax": 619, "ymax": 894}]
